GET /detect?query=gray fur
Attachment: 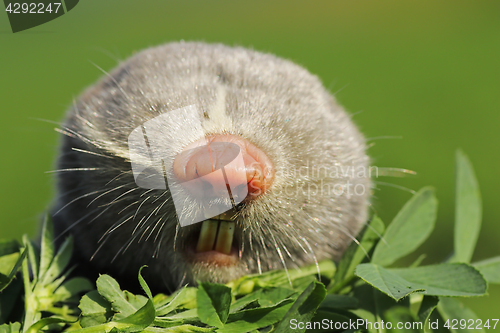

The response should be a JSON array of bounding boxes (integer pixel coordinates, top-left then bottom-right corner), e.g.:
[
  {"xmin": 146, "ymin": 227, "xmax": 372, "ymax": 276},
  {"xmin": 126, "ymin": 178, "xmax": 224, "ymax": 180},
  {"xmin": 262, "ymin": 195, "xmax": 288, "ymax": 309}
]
[{"xmin": 51, "ymin": 42, "xmax": 371, "ymax": 292}]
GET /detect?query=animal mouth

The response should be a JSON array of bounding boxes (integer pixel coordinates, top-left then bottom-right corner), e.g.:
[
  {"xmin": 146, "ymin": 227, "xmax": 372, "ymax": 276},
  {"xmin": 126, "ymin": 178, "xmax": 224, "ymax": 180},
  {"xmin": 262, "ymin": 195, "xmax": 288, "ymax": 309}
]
[{"xmin": 184, "ymin": 210, "xmax": 239, "ymax": 266}]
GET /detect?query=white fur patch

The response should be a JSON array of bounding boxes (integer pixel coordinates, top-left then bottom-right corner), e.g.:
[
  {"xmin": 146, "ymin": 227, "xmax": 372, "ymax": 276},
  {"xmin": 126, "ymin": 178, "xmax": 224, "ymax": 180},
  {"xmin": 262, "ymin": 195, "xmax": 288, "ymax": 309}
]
[{"xmin": 202, "ymin": 85, "xmax": 233, "ymax": 134}]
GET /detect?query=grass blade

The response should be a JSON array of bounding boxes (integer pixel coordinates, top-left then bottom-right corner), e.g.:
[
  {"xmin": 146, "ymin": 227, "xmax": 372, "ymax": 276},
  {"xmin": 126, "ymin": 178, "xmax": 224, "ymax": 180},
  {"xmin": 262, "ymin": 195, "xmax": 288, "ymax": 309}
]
[{"xmin": 453, "ymin": 150, "xmax": 482, "ymax": 263}]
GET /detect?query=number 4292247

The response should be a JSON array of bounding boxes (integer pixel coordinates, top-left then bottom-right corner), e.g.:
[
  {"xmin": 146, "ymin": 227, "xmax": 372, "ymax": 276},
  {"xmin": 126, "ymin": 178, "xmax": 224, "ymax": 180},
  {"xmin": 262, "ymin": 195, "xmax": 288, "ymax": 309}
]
[
  {"xmin": 444, "ymin": 319, "xmax": 498, "ymax": 330},
  {"xmin": 5, "ymin": 3, "xmax": 62, "ymax": 14}
]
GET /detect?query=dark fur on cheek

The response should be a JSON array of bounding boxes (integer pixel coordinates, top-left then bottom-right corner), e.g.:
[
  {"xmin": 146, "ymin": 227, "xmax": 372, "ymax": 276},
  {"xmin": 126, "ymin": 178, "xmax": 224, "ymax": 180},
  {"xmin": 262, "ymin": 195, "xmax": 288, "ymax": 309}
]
[{"xmin": 50, "ymin": 42, "xmax": 371, "ymax": 293}]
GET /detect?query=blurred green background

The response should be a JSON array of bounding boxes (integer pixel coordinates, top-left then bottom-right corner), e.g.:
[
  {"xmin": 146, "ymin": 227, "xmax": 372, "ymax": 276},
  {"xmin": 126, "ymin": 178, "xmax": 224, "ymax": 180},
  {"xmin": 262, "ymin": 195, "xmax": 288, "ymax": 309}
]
[{"xmin": 1, "ymin": 0, "xmax": 498, "ymax": 318}]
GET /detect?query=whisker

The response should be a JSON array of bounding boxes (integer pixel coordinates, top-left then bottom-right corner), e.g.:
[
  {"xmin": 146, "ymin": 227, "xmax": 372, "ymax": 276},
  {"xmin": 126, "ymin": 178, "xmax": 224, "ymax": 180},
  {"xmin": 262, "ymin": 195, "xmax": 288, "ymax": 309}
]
[
  {"xmin": 373, "ymin": 181, "xmax": 416, "ymax": 194},
  {"xmin": 153, "ymin": 218, "xmax": 166, "ymax": 243},
  {"xmin": 331, "ymin": 83, "xmax": 350, "ymax": 97},
  {"xmin": 153, "ymin": 232, "xmax": 166, "ymax": 258},
  {"xmin": 91, "ymin": 235, "xmax": 111, "ymax": 260},
  {"xmin": 112, "ymin": 229, "xmax": 144, "ymax": 262},
  {"xmin": 118, "ymin": 199, "xmax": 142, "ymax": 214},
  {"xmin": 75, "ymin": 114, "xmax": 96, "ymax": 129},
  {"xmin": 54, "ymin": 127, "xmax": 101, "ymax": 148},
  {"xmin": 53, "ymin": 189, "xmax": 105, "ymax": 216},
  {"xmin": 99, "ymin": 215, "xmax": 134, "ymax": 241},
  {"xmin": 99, "ymin": 187, "xmax": 140, "ymax": 207},
  {"xmin": 140, "ymin": 188, "xmax": 155, "ymax": 197},
  {"xmin": 349, "ymin": 110, "xmax": 364, "ymax": 118},
  {"xmin": 45, "ymin": 167, "xmax": 101, "ymax": 173},
  {"xmin": 299, "ymin": 236, "xmax": 320, "ymax": 281},
  {"xmin": 365, "ymin": 135, "xmax": 403, "ymax": 142},
  {"xmin": 175, "ymin": 274, "xmax": 188, "ymax": 292},
  {"xmin": 278, "ymin": 239, "xmax": 295, "ymax": 263},
  {"xmin": 255, "ymin": 249, "xmax": 262, "ymax": 275},
  {"xmin": 28, "ymin": 117, "xmax": 64, "ymax": 127},
  {"xmin": 376, "ymin": 167, "xmax": 416, "ymax": 177},
  {"xmin": 133, "ymin": 203, "xmax": 161, "ymax": 235},
  {"xmin": 151, "ymin": 191, "xmax": 168, "ymax": 204},
  {"xmin": 105, "ymin": 172, "xmax": 126, "ymax": 186},
  {"xmin": 89, "ymin": 61, "xmax": 132, "ymax": 102},
  {"xmin": 154, "ymin": 197, "xmax": 170, "ymax": 214},
  {"xmin": 134, "ymin": 196, "xmax": 151, "ymax": 220},
  {"xmin": 54, "ymin": 206, "xmax": 103, "ymax": 241},
  {"xmin": 258, "ymin": 233, "xmax": 273, "ymax": 270},
  {"xmin": 87, "ymin": 184, "xmax": 128, "ymax": 207},
  {"xmin": 87, "ymin": 205, "xmax": 113, "ymax": 225},
  {"xmin": 72, "ymin": 147, "xmax": 113, "ymax": 159}
]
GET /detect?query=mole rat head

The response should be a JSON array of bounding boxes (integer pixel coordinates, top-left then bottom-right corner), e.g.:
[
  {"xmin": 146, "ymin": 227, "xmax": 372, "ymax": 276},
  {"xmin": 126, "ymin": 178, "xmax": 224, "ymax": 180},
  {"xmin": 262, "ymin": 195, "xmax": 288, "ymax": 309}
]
[{"xmin": 52, "ymin": 42, "xmax": 371, "ymax": 292}]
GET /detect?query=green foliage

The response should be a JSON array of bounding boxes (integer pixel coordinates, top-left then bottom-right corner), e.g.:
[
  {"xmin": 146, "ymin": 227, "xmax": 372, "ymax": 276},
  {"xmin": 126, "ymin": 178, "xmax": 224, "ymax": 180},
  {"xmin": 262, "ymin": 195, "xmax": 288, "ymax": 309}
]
[
  {"xmin": 0, "ymin": 150, "xmax": 498, "ymax": 332},
  {"xmin": 356, "ymin": 263, "xmax": 486, "ymax": 301},
  {"xmin": 371, "ymin": 187, "xmax": 438, "ymax": 267},
  {"xmin": 452, "ymin": 150, "xmax": 482, "ymax": 264}
]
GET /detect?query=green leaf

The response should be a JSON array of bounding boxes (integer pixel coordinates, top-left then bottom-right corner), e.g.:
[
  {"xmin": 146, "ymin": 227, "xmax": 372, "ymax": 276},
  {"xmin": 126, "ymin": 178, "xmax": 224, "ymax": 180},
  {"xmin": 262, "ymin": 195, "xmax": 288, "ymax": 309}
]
[
  {"xmin": 227, "ymin": 260, "xmax": 334, "ymax": 296},
  {"xmin": 79, "ymin": 290, "xmax": 113, "ymax": 328},
  {"xmin": 355, "ymin": 263, "xmax": 487, "ymax": 301},
  {"xmin": 383, "ymin": 306, "xmax": 420, "ymax": 332},
  {"xmin": 138, "ymin": 266, "xmax": 153, "ymax": 300},
  {"xmin": 473, "ymin": 256, "xmax": 500, "ymax": 284},
  {"xmin": 218, "ymin": 300, "xmax": 294, "ymax": 333},
  {"xmin": 197, "ymin": 282, "xmax": 232, "ymax": 328},
  {"xmin": 453, "ymin": 150, "xmax": 482, "ymax": 263},
  {"xmin": 0, "ymin": 322, "xmax": 21, "ymax": 333},
  {"xmin": 332, "ymin": 216, "xmax": 384, "ymax": 292},
  {"xmin": 40, "ymin": 236, "xmax": 73, "ymax": 286},
  {"xmin": 274, "ymin": 281, "xmax": 326, "ymax": 333},
  {"xmin": 318, "ymin": 294, "xmax": 359, "ymax": 311},
  {"xmin": 25, "ymin": 237, "xmax": 39, "ymax": 286},
  {"xmin": 107, "ymin": 266, "xmax": 156, "ymax": 332},
  {"xmin": 145, "ymin": 325, "xmax": 216, "ymax": 332},
  {"xmin": 155, "ymin": 287, "xmax": 197, "ymax": 316},
  {"xmin": 0, "ymin": 248, "xmax": 27, "ymax": 292},
  {"xmin": 53, "ymin": 277, "xmax": 94, "ymax": 302},
  {"xmin": 437, "ymin": 297, "xmax": 485, "ymax": 333},
  {"xmin": 153, "ymin": 317, "xmax": 200, "ymax": 329},
  {"xmin": 230, "ymin": 287, "xmax": 296, "ymax": 313},
  {"xmin": 417, "ymin": 296, "xmax": 439, "ymax": 326},
  {"xmin": 0, "ymin": 253, "xmax": 19, "ymax": 276},
  {"xmin": 372, "ymin": 187, "xmax": 437, "ymax": 267},
  {"xmin": 115, "ymin": 296, "xmax": 156, "ymax": 332},
  {"xmin": 372, "ymin": 288, "xmax": 412, "ymax": 330},
  {"xmin": 24, "ymin": 316, "xmax": 73, "ymax": 333},
  {"xmin": 96, "ymin": 275, "xmax": 148, "ymax": 320},
  {"xmin": 38, "ymin": 214, "xmax": 55, "ymax": 281},
  {"xmin": 290, "ymin": 275, "xmax": 318, "ymax": 293},
  {"xmin": 304, "ymin": 311, "xmax": 352, "ymax": 333},
  {"xmin": 78, "ymin": 274, "xmax": 155, "ymax": 332},
  {"xmin": 427, "ymin": 308, "xmax": 454, "ymax": 333},
  {"xmin": 253, "ymin": 287, "xmax": 297, "ymax": 308},
  {"xmin": 167, "ymin": 307, "xmax": 198, "ymax": 320}
]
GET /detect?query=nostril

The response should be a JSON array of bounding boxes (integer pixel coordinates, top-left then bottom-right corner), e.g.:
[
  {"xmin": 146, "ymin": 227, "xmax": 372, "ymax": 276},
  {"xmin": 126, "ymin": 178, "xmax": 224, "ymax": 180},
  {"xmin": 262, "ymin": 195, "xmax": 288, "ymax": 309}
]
[{"xmin": 173, "ymin": 134, "xmax": 274, "ymax": 200}]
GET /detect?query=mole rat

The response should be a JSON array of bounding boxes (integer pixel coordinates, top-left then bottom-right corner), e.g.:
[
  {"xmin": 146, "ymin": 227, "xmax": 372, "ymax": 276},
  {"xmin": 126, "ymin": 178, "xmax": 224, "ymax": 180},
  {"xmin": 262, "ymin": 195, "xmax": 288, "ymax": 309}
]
[{"xmin": 51, "ymin": 42, "xmax": 371, "ymax": 292}]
